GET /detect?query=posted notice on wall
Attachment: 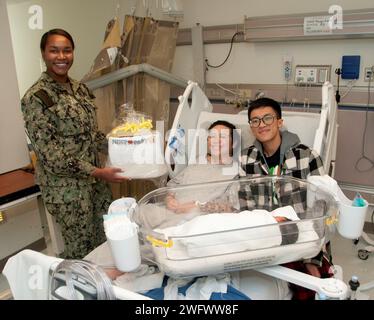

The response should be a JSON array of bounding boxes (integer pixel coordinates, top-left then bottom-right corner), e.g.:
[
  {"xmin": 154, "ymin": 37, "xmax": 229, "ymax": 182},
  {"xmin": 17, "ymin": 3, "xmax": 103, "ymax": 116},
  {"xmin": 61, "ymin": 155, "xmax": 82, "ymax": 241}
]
[{"xmin": 304, "ymin": 16, "xmax": 332, "ymax": 35}]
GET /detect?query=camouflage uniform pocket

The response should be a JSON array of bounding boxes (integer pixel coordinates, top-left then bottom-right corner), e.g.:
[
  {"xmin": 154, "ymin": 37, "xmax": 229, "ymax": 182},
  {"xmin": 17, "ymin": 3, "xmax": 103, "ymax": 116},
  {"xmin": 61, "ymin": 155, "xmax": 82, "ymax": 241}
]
[
  {"xmin": 43, "ymin": 186, "xmax": 93, "ymax": 222},
  {"xmin": 43, "ymin": 186, "xmax": 87, "ymax": 204}
]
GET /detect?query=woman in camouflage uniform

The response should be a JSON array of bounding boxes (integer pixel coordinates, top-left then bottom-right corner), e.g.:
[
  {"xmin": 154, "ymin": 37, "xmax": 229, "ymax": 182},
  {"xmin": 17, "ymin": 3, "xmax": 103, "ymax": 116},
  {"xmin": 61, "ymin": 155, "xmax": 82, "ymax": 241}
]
[{"xmin": 21, "ymin": 29, "xmax": 127, "ymax": 259}]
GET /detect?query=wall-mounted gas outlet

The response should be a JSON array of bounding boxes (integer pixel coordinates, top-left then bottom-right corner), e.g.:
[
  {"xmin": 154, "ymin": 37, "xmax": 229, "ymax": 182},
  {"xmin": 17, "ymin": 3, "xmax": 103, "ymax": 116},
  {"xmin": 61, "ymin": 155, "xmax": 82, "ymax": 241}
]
[
  {"xmin": 238, "ymin": 89, "xmax": 252, "ymax": 98},
  {"xmin": 224, "ymin": 96, "xmax": 247, "ymax": 107},
  {"xmin": 364, "ymin": 66, "xmax": 374, "ymax": 82}
]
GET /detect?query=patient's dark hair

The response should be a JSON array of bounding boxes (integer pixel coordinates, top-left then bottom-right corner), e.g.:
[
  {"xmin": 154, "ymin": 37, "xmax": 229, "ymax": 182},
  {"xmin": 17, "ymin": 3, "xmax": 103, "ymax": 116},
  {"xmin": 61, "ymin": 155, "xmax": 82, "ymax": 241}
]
[
  {"xmin": 248, "ymin": 97, "xmax": 282, "ymax": 120},
  {"xmin": 208, "ymin": 120, "xmax": 238, "ymax": 157},
  {"xmin": 40, "ymin": 29, "xmax": 75, "ymax": 51}
]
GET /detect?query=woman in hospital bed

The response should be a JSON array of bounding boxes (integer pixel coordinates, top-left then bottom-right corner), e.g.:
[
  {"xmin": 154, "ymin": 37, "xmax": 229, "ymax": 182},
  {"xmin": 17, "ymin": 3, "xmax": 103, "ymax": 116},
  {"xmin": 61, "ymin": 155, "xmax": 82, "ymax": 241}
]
[
  {"xmin": 165, "ymin": 120, "xmax": 242, "ymax": 213},
  {"xmin": 164, "ymin": 120, "xmax": 298, "ymax": 245}
]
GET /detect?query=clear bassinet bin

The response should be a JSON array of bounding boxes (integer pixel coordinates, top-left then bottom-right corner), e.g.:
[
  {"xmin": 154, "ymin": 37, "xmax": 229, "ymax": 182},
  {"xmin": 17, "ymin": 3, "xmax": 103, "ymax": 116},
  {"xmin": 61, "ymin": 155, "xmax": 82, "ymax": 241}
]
[{"xmin": 133, "ymin": 176, "xmax": 337, "ymax": 278}]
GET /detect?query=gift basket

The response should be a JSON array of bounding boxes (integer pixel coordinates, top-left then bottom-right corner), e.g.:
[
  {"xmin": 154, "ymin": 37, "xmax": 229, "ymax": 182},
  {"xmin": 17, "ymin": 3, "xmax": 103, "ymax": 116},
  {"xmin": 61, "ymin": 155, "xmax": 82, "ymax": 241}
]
[{"xmin": 107, "ymin": 104, "xmax": 168, "ymax": 179}]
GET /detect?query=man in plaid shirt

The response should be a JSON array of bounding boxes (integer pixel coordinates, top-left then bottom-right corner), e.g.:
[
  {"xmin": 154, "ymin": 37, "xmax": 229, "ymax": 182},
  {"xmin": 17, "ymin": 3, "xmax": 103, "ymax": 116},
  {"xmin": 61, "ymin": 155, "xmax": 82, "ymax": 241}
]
[{"xmin": 240, "ymin": 97, "xmax": 333, "ymax": 300}]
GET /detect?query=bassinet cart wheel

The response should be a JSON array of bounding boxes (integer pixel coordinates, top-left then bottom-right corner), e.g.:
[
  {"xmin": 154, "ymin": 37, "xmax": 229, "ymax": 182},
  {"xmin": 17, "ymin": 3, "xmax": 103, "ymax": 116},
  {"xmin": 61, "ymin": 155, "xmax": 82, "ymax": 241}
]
[
  {"xmin": 353, "ymin": 239, "xmax": 359, "ymax": 245},
  {"xmin": 358, "ymin": 249, "xmax": 369, "ymax": 260}
]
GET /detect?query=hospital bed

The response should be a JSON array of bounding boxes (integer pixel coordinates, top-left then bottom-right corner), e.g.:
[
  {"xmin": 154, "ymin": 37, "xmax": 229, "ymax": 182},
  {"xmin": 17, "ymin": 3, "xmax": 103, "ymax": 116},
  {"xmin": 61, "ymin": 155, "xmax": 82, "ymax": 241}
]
[
  {"xmin": 2, "ymin": 176, "xmax": 356, "ymax": 300},
  {"xmin": 1, "ymin": 81, "xmax": 367, "ymax": 300},
  {"xmin": 165, "ymin": 81, "xmax": 338, "ymax": 178},
  {"xmin": 3, "ymin": 174, "xmax": 351, "ymax": 300}
]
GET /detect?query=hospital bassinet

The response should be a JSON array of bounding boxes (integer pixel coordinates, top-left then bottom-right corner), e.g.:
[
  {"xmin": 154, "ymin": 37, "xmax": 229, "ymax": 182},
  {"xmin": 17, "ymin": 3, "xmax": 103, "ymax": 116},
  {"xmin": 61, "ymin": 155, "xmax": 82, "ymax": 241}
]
[{"xmin": 133, "ymin": 176, "xmax": 337, "ymax": 278}]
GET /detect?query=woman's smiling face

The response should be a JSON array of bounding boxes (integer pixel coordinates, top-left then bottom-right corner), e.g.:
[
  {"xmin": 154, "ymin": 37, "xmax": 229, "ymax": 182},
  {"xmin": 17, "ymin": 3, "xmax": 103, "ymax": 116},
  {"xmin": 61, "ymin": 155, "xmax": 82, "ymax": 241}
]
[
  {"xmin": 208, "ymin": 124, "xmax": 233, "ymax": 159},
  {"xmin": 42, "ymin": 34, "xmax": 74, "ymax": 83}
]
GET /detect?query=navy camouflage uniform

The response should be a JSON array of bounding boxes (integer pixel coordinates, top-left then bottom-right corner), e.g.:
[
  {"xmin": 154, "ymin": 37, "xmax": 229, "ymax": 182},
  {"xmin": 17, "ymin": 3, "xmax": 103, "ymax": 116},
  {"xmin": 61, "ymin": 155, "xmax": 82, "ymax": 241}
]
[{"xmin": 21, "ymin": 72, "xmax": 112, "ymax": 259}]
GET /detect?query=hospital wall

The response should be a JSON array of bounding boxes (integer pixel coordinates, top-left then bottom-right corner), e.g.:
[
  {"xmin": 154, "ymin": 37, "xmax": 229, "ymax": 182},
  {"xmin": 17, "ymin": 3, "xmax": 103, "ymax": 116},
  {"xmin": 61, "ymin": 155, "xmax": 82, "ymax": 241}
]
[
  {"xmin": 5, "ymin": 0, "xmax": 374, "ymax": 190},
  {"xmin": 6, "ymin": 0, "xmax": 132, "ymax": 97},
  {"xmin": 170, "ymin": 0, "xmax": 374, "ymax": 190},
  {"xmin": 173, "ymin": 0, "xmax": 374, "ymax": 87},
  {"xmin": 6, "ymin": 0, "xmax": 179, "ymax": 97},
  {"xmin": 0, "ymin": 0, "xmax": 30, "ymax": 174}
]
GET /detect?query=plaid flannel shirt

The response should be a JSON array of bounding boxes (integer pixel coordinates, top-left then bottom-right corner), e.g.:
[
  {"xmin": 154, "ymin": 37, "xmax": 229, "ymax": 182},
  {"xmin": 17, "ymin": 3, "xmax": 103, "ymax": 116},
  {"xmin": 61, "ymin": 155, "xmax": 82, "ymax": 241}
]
[
  {"xmin": 241, "ymin": 143, "xmax": 325, "ymax": 179},
  {"xmin": 240, "ymin": 143, "xmax": 325, "ymax": 214}
]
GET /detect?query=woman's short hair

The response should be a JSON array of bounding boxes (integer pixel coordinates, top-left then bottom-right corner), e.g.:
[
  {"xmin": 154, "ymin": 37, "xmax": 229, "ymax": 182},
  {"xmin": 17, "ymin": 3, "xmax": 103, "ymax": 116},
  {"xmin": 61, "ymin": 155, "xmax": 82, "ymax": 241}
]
[{"xmin": 40, "ymin": 29, "xmax": 75, "ymax": 51}]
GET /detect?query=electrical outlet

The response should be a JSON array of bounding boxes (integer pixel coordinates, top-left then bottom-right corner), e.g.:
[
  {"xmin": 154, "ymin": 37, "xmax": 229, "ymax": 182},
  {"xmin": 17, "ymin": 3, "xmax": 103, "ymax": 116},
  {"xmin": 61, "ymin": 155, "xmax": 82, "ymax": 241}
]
[
  {"xmin": 295, "ymin": 67, "xmax": 317, "ymax": 84},
  {"xmin": 364, "ymin": 66, "xmax": 374, "ymax": 82},
  {"xmin": 294, "ymin": 65, "xmax": 331, "ymax": 86}
]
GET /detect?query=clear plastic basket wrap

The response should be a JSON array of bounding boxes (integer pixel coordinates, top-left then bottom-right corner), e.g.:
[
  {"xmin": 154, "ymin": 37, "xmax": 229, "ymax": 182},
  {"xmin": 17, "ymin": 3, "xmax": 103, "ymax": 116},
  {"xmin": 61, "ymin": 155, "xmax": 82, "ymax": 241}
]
[
  {"xmin": 132, "ymin": 176, "xmax": 337, "ymax": 278},
  {"xmin": 107, "ymin": 105, "xmax": 168, "ymax": 179}
]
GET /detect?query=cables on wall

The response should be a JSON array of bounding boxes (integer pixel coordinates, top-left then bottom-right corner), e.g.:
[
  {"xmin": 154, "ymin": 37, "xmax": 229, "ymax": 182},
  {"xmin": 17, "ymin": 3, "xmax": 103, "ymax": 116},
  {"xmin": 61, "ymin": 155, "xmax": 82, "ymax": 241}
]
[
  {"xmin": 205, "ymin": 31, "xmax": 244, "ymax": 69},
  {"xmin": 340, "ymin": 80, "xmax": 357, "ymax": 100}
]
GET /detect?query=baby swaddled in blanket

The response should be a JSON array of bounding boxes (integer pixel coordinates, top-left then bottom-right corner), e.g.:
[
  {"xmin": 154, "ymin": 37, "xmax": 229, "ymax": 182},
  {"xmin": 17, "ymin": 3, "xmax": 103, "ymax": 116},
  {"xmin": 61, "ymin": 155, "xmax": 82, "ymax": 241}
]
[
  {"xmin": 152, "ymin": 205, "xmax": 313, "ymax": 259},
  {"xmin": 163, "ymin": 176, "xmax": 302, "ymax": 249}
]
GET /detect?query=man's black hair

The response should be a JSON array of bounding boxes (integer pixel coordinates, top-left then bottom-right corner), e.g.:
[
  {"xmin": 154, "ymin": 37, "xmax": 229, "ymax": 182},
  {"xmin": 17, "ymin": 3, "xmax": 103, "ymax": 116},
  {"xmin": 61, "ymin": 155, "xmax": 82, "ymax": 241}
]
[
  {"xmin": 40, "ymin": 29, "xmax": 75, "ymax": 51},
  {"xmin": 248, "ymin": 97, "xmax": 282, "ymax": 120}
]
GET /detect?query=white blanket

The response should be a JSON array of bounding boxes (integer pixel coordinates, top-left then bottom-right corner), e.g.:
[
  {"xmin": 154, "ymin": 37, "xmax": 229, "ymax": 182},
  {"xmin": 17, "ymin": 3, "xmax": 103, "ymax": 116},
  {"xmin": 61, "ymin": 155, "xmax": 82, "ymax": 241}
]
[{"xmin": 156, "ymin": 206, "xmax": 308, "ymax": 258}]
